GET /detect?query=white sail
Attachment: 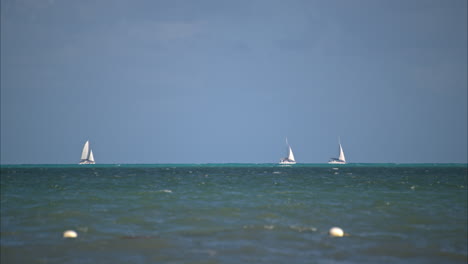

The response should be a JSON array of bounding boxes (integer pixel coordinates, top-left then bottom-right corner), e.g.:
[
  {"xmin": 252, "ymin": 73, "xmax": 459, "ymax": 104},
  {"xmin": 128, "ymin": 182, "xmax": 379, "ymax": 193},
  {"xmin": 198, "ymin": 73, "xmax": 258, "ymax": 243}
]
[
  {"xmin": 288, "ymin": 146, "xmax": 296, "ymax": 162},
  {"xmin": 89, "ymin": 150, "xmax": 95, "ymax": 162},
  {"xmin": 79, "ymin": 140, "xmax": 96, "ymax": 164},
  {"xmin": 279, "ymin": 138, "xmax": 296, "ymax": 164},
  {"xmin": 338, "ymin": 143, "xmax": 345, "ymax": 162},
  {"xmin": 81, "ymin": 141, "xmax": 89, "ymax": 160},
  {"xmin": 328, "ymin": 138, "xmax": 346, "ymax": 164}
]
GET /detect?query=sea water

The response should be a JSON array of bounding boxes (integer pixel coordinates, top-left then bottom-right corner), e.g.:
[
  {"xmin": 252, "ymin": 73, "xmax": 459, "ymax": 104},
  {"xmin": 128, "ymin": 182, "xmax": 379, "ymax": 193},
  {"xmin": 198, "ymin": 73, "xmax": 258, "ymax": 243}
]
[{"xmin": 1, "ymin": 164, "xmax": 467, "ymax": 263}]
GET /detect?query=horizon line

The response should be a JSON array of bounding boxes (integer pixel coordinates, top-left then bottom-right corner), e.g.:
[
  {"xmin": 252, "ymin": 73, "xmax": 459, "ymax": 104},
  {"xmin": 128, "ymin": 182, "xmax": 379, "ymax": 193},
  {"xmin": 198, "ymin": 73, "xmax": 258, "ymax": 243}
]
[{"xmin": 1, "ymin": 162, "xmax": 467, "ymax": 166}]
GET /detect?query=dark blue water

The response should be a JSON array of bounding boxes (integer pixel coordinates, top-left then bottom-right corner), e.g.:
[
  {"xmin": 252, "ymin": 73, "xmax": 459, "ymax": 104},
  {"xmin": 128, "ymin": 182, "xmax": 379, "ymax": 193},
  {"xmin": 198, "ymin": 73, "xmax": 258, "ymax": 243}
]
[{"xmin": 1, "ymin": 164, "xmax": 467, "ymax": 263}]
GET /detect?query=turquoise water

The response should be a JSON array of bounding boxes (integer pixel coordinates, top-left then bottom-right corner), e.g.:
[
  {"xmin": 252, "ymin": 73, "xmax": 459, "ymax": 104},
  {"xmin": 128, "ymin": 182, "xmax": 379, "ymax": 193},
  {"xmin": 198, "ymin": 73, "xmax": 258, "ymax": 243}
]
[{"xmin": 1, "ymin": 164, "xmax": 467, "ymax": 263}]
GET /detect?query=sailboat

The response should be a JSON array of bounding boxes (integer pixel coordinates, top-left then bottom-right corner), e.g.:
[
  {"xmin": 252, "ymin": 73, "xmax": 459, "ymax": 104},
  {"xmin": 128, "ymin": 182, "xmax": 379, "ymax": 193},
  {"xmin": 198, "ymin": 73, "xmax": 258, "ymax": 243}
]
[
  {"xmin": 79, "ymin": 140, "xmax": 96, "ymax": 164},
  {"xmin": 279, "ymin": 138, "xmax": 296, "ymax": 165},
  {"xmin": 328, "ymin": 138, "xmax": 346, "ymax": 164}
]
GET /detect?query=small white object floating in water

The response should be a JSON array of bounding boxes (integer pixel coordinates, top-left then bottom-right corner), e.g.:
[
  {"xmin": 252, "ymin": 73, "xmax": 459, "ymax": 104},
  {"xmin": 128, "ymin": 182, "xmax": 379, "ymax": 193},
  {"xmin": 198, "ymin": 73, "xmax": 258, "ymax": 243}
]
[
  {"xmin": 63, "ymin": 230, "xmax": 78, "ymax": 238},
  {"xmin": 329, "ymin": 227, "xmax": 345, "ymax": 237}
]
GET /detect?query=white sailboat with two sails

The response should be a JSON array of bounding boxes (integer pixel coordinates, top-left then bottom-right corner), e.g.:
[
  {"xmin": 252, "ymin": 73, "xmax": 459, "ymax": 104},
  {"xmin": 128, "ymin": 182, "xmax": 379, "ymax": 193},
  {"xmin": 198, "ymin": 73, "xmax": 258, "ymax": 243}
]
[
  {"xmin": 328, "ymin": 138, "xmax": 346, "ymax": 164},
  {"xmin": 79, "ymin": 140, "xmax": 95, "ymax": 164},
  {"xmin": 279, "ymin": 138, "xmax": 296, "ymax": 165}
]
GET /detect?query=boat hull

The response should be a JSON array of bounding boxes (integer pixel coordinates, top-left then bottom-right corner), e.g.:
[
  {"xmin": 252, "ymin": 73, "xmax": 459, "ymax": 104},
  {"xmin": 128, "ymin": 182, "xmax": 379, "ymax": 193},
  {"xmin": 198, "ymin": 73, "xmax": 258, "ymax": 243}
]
[
  {"xmin": 279, "ymin": 161, "xmax": 296, "ymax": 165},
  {"xmin": 328, "ymin": 160, "xmax": 346, "ymax": 164},
  {"xmin": 79, "ymin": 160, "xmax": 95, "ymax": 165}
]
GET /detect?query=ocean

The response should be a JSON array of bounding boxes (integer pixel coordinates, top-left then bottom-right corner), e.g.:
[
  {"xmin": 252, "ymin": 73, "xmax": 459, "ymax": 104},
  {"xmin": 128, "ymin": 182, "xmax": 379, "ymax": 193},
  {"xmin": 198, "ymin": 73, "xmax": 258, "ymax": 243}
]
[{"xmin": 1, "ymin": 164, "xmax": 467, "ymax": 263}]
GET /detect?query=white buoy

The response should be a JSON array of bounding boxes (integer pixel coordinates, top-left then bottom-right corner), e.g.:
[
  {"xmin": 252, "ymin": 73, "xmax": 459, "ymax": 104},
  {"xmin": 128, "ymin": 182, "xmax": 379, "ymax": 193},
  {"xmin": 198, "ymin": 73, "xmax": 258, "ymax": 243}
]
[
  {"xmin": 329, "ymin": 227, "xmax": 344, "ymax": 237},
  {"xmin": 63, "ymin": 230, "xmax": 78, "ymax": 238}
]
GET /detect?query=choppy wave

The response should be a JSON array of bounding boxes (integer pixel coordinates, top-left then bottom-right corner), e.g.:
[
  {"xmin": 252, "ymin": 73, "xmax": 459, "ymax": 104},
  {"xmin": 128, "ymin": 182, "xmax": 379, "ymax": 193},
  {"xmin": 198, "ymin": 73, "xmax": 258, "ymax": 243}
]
[{"xmin": 1, "ymin": 165, "xmax": 467, "ymax": 263}]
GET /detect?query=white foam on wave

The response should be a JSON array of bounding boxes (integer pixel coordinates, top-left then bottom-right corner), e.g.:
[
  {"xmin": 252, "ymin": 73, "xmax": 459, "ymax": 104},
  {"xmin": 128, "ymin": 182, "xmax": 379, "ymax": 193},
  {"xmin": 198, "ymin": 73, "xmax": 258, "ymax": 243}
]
[
  {"xmin": 158, "ymin": 189, "xmax": 173, "ymax": 193},
  {"xmin": 289, "ymin": 225, "xmax": 317, "ymax": 232}
]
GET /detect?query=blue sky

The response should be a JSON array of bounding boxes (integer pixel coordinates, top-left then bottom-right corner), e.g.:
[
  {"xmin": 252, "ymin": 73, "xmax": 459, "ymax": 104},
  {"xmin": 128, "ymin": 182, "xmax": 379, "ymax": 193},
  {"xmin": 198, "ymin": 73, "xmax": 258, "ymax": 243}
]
[{"xmin": 1, "ymin": 0, "xmax": 467, "ymax": 164}]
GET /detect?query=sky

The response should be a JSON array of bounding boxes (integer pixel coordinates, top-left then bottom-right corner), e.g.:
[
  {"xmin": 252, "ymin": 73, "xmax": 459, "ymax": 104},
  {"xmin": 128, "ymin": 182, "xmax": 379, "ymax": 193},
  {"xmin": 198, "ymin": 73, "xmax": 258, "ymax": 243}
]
[{"xmin": 1, "ymin": 0, "xmax": 467, "ymax": 164}]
